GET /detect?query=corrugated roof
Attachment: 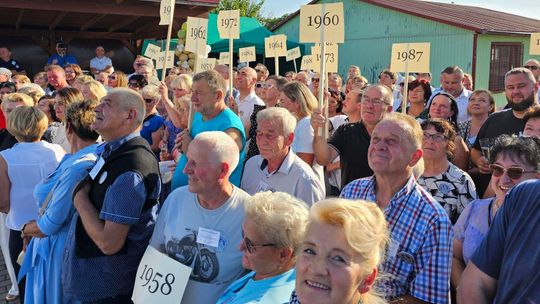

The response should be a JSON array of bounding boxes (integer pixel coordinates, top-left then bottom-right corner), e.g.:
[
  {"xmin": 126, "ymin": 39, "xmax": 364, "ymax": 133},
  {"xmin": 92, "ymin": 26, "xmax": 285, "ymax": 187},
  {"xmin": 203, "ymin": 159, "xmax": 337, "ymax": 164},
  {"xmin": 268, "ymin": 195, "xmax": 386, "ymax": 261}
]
[{"xmin": 272, "ymin": 0, "xmax": 540, "ymax": 35}]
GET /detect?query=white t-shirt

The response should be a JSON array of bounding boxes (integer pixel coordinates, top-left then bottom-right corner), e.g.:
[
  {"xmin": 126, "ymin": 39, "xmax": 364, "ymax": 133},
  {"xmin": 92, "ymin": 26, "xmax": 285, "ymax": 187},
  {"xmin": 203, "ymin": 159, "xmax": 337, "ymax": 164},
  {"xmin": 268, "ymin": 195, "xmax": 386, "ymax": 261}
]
[
  {"xmin": 291, "ymin": 116, "xmax": 324, "ymax": 188},
  {"xmin": 236, "ymin": 91, "xmax": 264, "ymax": 126},
  {"xmin": 150, "ymin": 186, "xmax": 250, "ymax": 304},
  {"xmin": 89, "ymin": 56, "xmax": 113, "ymax": 72}
]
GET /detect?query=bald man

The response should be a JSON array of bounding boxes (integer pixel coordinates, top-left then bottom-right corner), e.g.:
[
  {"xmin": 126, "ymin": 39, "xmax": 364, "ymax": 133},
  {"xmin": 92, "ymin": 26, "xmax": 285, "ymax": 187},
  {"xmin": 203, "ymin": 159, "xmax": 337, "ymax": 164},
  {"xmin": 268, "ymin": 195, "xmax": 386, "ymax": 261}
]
[{"xmin": 234, "ymin": 67, "xmax": 264, "ymax": 128}]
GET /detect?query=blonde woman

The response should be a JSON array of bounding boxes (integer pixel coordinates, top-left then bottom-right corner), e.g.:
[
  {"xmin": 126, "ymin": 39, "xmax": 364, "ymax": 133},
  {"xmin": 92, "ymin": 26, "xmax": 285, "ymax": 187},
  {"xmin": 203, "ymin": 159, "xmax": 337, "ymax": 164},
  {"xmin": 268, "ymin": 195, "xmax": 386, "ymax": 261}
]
[
  {"xmin": 107, "ymin": 70, "xmax": 128, "ymax": 88},
  {"xmin": 11, "ymin": 74, "xmax": 31, "ymax": 90},
  {"xmin": 290, "ymin": 198, "xmax": 389, "ymax": 304},
  {"xmin": 81, "ymin": 80, "xmax": 107, "ymax": 103}
]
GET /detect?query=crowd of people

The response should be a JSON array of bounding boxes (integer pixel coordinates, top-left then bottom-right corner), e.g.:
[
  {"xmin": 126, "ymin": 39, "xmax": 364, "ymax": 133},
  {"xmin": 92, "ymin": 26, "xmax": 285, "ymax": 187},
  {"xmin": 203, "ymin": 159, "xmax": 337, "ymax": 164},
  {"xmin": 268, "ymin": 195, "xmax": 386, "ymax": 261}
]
[{"xmin": 0, "ymin": 40, "xmax": 539, "ymax": 304}]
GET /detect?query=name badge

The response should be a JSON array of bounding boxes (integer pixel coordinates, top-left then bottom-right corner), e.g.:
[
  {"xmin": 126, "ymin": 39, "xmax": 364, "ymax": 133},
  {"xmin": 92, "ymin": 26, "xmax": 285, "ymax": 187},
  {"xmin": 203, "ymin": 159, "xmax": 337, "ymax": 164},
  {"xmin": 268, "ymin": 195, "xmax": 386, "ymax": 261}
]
[
  {"xmin": 197, "ymin": 227, "xmax": 221, "ymax": 248},
  {"xmin": 89, "ymin": 157, "xmax": 105, "ymax": 180},
  {"xmin": 132, "ymin": 246, "xmax": 191, "ymax": 304}
]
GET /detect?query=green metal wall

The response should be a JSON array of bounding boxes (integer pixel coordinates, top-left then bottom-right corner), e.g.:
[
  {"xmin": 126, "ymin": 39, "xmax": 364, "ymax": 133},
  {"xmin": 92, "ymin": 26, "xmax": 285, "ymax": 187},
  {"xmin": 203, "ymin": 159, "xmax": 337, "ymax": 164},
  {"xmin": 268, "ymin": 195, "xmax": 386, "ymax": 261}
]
[{"xmin": 274, "ymin": 0, "xmax": 475, "ymax": 87}]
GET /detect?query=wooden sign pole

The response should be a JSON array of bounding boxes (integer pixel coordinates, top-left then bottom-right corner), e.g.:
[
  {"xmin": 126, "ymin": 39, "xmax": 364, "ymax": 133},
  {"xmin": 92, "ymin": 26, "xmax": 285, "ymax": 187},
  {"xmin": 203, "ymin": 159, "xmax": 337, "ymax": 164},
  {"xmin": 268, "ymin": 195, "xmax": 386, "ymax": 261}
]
[
  {"xmin": 317, "ymin": 5, "xmax": 328, "ymax": 138},
  {"xmin": 401, "ymin": 43, "xmax": 411, "ymax": 114},
  {"xmin": 161, "ymin": 2, "xmax": 175, "ymax": 82}
]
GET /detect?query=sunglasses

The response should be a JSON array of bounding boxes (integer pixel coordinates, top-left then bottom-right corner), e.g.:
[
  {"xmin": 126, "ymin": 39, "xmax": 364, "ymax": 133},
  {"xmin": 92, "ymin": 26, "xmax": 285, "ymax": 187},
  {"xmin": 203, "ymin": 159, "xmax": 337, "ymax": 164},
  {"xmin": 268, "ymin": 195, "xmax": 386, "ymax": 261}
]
[
  {"xmin": 312, "ymin": 78, "xmax": 320, "ymax": 83},
  {"xmin": 489, "ymin": 164, "xmax": 536, "ymax": 180},
  {"xmin": 241, "ymin": 230, "xmax": 275, "ymax": 254},
  {"xmin": 108, "ymin": 75, "xmax": 117, "ymax": 80},
  {"xmin": 129, "ymin": 82, "xmax": 140, "ymax": 88},
  {"xmin": 144, "ymin": 98, "xmax": 154, "ymax": 103},
  {"xmin": 524, "ymin": 65, "xmax": 539, "ymax": 70},
  {"xmin": 255, "ymin": 82, "xmax": 265, "ymax": 89}
]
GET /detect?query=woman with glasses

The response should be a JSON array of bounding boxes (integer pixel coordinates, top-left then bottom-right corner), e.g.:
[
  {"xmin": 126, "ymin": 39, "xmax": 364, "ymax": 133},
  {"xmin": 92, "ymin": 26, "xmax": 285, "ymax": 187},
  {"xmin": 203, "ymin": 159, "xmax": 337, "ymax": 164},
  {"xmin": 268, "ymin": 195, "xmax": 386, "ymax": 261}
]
[
  {"xmin": 140, "ymin": 84, "xmax": 165, "ymax": 155},
  {"xmin": 107, "ymin": 70, "xmax": 128, "ymax": 88},
  {"xmin": 63, "ymin": 64, "xmax": 83, "ymax": 86},
  {"xmin": 451, "ymin": 135, "xmax": 540, "ymax": 289},
  {"xmin": 216, "ymin": 191, "xmax": 309, "ymax": 304},
  {"xmin": 417, "ymin": 119, "xmax": 477, "ymax": 224},
  {"xmin": 127, "ymin": 74, "xmax": 148, "ymax": 92}
]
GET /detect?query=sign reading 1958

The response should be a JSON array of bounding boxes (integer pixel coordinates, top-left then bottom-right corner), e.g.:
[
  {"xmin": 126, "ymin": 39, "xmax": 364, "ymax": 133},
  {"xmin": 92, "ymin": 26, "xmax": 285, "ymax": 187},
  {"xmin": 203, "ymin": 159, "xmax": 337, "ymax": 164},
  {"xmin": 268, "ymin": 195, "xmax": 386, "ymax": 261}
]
[{"xmin": 138, "ymin": 264, "xmax": 175, "ymax": 295}]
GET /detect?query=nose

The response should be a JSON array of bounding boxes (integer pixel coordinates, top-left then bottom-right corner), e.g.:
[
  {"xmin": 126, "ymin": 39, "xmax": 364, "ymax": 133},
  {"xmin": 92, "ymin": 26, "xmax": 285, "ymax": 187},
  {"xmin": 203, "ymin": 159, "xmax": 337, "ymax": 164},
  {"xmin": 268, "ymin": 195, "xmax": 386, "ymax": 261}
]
[
  {"xmin": 183, "ymin": 160, "xmax": 193, "ymax": 175},
  {"xmin": 309, "ymin": 255, "xmax": 328, "ymax": 276},
  {"xmin": 238, "ymin": 239, "xmax": 247, "ymax": 252}
]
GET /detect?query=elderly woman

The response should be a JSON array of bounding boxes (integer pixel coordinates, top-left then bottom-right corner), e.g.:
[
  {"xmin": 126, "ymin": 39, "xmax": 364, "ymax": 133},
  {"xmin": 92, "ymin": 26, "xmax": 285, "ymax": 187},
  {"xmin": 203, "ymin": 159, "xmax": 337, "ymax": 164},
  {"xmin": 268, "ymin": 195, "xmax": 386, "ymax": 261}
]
[
  {"xmin": 417, "ymin": 119, "xmax": 477, "ymax": 224},
  {"xmin": 523, "ymin": 105, "xmax": 540, "ymax": 138},
  {"xmin": 290, "ymin": 198, "xmax": 389, "ymax": 304},
  {"xmin": 53, "ymin": 87, "xmax": 84, "ymax": 151},
  {"xmin": 141, "ymin": 84, "xmax": 165, "ymax": 155},
  {"xmin": 451, "ymin": 135, "xmax": 540, "ymax": 288},
  {"xmin": 11, "ymin": 75, "xmax": 31, "ymax": 90},
  {"xmin": 19, "ymin": 100, "xmax": 99, "ymax": 304},
  {"xmin": 458, "ymin": 90, "xmax": 495, "ymax": 149},
  {"xmin": 107, "ymin": 70, "xmax": 128, "ymax": 88},
  {"xmin": 397, "ymin": 79, "xmax": 431, "ymax": 120},
  {"xmin": 217, "ymin": 191, "xmax": 309, "ymax": 304},
  {"xmin": 0, "ymin": 106, "xmax": 65, "ymax": 300}
]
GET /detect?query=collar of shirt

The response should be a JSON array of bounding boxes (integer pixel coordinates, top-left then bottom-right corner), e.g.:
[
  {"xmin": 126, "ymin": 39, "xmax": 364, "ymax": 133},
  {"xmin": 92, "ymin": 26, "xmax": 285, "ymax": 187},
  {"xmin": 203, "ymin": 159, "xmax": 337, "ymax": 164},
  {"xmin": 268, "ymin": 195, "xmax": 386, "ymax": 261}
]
[
  {"xmin": 371, "ymin": 174, "xmax": 417, "ymax": 212},
  {"xmin": 238, "ymin": 90, "xmax": 258, "ymax": 103},
  {"xmin": 259, "ymin": 149, "xmax": 295, "ymax": 176},
  {"xmin": 96, "ymin": 131, "xmax": 140, "ymax": 156}
]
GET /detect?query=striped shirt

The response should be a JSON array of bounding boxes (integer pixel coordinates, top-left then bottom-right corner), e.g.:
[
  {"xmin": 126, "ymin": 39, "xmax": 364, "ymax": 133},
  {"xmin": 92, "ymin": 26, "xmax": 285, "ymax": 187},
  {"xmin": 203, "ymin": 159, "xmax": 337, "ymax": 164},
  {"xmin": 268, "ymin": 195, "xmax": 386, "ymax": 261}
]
[{"xmin": 341, "ymin": 175, "xmax": 452, "ymax": 304}]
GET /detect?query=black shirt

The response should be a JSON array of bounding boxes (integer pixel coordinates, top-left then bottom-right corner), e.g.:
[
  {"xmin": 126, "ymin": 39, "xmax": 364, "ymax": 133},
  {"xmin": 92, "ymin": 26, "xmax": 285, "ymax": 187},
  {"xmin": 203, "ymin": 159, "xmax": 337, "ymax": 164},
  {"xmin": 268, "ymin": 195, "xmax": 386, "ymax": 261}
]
[
  {"xmin": 328, "ymin": 121, "xmax": 373, "ymax": 188},
  {"xmin": 0, "ymin": 58, "xmax": 23, "ymax": 72},
  {"xmin": 472, "ymin": 109, "xmax": 525, "ymax": 151}
]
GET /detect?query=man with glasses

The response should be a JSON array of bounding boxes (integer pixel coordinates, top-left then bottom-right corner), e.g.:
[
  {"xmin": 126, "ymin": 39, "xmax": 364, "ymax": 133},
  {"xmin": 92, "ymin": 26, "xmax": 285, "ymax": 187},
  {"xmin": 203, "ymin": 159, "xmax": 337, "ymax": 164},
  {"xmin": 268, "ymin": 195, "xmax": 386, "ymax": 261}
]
[
  {"xmin": 311, "ymin": 85, "xmax": 393, "ymax": 189},
  {"xmin": 150, "ymin": 131, "xmax": 250, "ymax": 304},
  {"xmin": 241, "ymin": 108, "xmax": 324, "ymax": 205},
  {"xmin": 46, "ymin": 42, "xmax": 77, "ymax": 68},
  {"xmin": 341, "ymin": 112, "xmax": 453, "ymax": 304}
]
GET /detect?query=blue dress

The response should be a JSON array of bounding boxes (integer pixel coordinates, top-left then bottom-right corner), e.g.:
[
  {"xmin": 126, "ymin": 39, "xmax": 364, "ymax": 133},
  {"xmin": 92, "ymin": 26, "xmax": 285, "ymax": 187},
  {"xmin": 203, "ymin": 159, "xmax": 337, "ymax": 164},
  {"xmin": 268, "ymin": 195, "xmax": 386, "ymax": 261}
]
[{"xmin": 19, "ymin": 144, "xmax": 97, "ymax": 304}]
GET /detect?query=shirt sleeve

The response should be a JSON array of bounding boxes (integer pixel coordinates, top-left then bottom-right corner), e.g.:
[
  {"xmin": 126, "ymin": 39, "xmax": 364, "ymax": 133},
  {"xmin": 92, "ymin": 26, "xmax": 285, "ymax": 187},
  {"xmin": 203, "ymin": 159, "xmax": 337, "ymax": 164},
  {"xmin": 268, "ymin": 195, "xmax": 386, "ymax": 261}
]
[
  {"xmin": 100, "ymin": 171, "xmax": 147, "ymax": 225},
  {"xmin": 410, "ymin": 216, "xmax": 453, "ymax": 304},
  {"xmin": 293, "ymin": 119, "xmax": 315, "ymax": 154},
  {"xmin": 454, "ymin": 200, "xmax": 475, "ymax": 242}
]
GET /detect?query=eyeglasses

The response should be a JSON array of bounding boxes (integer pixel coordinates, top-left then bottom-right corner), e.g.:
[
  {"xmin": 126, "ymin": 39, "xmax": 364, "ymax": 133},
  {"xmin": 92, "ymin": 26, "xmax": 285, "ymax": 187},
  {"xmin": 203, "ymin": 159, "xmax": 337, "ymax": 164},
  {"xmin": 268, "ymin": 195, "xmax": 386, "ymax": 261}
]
[
  {"xmin": 422, "ymin": 132, "xmax": 448, "ymax": 142},
  {"xmin": 144, "ymin": 98, "xmax": 154, "ymax": 103},
  {"xmin": 108, "ymin": 75, "xmax": 117, "ymax": 80},
  {"xmin": 255, "ymin": 82, "xmax": 265, "ymax": 89},
  {"xmin": 129, "ymin": 82, "xmax": 140, "ymax": 88},
  {"xmin": 312, "ymin": 78, "xmax": 320, "ymax": 83},
  {"xmin": 489, "ymin": 164, "xmax": 537, "ymax": 180},
  {"xmin": 361, "ymin": 96, "xmax": 385, "ymax": 107},
  {"xmin": 524, "ymin": 65, "xmax": 539, "ymax": 71},
  {"xmin": 242, "ymin": 230, "xmax": 275, "ymax": 254}
]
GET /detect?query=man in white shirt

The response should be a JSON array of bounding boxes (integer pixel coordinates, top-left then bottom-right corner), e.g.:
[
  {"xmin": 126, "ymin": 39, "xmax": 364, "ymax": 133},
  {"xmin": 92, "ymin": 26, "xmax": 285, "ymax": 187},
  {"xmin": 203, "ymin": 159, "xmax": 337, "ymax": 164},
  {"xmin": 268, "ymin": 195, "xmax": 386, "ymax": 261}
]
[
  {"xmin": 242, "ymin": 107, "xmax": 325, "ymax": 205},
  {"xmin": 150, "ymin": 131, "xmax": 250, "ymax": 304},
  {"xmin": 436, "ymin": 66, "xmax": 472, "ymax": 122},
  {"xmin": 90, "ymin": 46, "xmax": 113, "ymax": 76},
  {"xmin": 235, "ymin": 67, "xmax": 264, "ymax": 130}
]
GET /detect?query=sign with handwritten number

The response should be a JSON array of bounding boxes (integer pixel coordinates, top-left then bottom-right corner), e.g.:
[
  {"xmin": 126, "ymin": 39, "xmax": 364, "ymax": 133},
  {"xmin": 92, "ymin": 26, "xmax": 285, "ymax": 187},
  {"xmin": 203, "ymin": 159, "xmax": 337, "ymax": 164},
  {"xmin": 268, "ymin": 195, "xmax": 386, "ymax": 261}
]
[
  {"xmin": 218, "ymin": 52, "xmax": 230, "ymax": 65},
  {"xmin": 239, "ymin": 46, "xmax": 256, "ymax": 63},
  {"xmin": 196, "ymin": 57, "xmax": 217, "ymax": 73},
  {"xmin": 159, "ymin": 0, "xmax": 173, "ymax": 25},
  {"xmin": 144, "ymin": 44, "xmax": 161, "ymax": 60},
  {"xmin": 299, "ymin": 3, "xmax": 344, "ymax": 43},
  {"xmin": 390, "ymin": 42, "xmax": 431, "ymax": 73},
  {"xmin": 530, "ymin": 33, "xmax": 540, "ymax": 55},
  {"xmin": 286, "ymin": 47, "xmax": 302, "ymax": 62},
  {"xmin": 185, "ymin": 17, "xmax": 208, "ymax": 55},
  {"xmin": 132, "ymin": 246, "xmax": 191, "ymax": 304},
  {"xmin": 156, "ymin": 51, "xmax": 175, "ymax": 70},
  {"xmin": 217, "ymin": 10, "xmax": 240, "ymax": 39}
]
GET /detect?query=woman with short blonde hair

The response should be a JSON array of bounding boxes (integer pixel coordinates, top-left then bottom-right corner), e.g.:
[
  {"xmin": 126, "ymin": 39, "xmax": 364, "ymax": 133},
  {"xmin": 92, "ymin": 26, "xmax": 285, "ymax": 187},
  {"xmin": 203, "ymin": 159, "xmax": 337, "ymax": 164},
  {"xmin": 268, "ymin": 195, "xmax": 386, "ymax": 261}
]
[{"xmin": 81, "ymin": 80, "xmax": 107, "ymax": 103}]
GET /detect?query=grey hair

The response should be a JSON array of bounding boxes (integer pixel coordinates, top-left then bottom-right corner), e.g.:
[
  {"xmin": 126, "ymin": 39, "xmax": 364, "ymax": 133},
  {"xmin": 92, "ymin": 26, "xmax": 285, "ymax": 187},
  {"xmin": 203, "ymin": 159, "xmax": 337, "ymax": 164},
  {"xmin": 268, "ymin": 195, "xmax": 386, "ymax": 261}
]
[
  {"xmin": 364, "ymin": 84, "xmax": 394, "ymax": 106},
  {"xmin": 256, "ymin": 107, "xmax": 297, "ymax": 136},
  {"xmin": 193, "ymin": 70, "xmax": 227, "ymax": 96},
  {"xmin": 192, "ymin": 131, "xmax": 240, "ymax": 175},
  {"xmin": 141, "ymin": 84, "xmax": 160, "ymax": 100}
]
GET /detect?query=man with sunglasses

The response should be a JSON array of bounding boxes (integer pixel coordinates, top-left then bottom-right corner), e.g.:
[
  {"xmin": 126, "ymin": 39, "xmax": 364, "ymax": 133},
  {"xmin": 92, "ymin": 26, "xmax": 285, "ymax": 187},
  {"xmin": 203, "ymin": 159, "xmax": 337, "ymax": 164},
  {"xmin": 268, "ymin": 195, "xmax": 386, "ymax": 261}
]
[
  {"xmin": 150, "ymin": 132, "xmax": 250, "ymax": 304},
  {"xmin": 524, "ymin": 59, "xmax": 540, "ymax": 103}
]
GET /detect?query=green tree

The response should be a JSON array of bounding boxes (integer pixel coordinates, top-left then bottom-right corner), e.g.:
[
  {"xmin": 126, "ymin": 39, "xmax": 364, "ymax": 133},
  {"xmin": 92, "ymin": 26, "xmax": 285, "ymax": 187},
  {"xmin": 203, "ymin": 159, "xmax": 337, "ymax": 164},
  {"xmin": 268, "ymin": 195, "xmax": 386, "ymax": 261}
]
[
  {"xmin": 261, "ymin": 13, "xmax": 290, "ymax": 29},
  {"xmin": 211, "ymin": 0, "xmax": 266, "ymax": 20}
]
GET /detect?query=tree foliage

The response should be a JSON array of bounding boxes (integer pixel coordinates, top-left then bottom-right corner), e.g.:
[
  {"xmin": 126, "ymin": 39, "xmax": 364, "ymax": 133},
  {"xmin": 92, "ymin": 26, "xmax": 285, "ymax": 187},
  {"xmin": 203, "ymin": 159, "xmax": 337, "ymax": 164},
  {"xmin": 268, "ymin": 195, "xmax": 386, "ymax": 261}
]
[{"xmin": 211, "ymin": 0, "xmax": 266, "ymax": 20}]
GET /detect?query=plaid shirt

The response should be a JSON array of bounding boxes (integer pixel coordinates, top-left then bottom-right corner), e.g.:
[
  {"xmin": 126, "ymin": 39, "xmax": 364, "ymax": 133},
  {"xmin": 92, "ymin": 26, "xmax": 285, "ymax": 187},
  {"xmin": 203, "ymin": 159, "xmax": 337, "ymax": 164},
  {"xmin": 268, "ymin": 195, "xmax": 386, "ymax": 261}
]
[{"xmin": 341, "ymin": 175, "xmax": 453, "ymax": 304}]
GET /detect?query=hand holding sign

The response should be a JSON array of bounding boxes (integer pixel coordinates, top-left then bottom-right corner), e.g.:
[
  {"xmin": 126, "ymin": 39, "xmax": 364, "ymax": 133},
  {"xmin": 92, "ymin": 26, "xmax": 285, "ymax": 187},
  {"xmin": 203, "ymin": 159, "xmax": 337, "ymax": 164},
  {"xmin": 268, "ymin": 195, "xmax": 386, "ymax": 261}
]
[
  {"xmin": 239, "ymin": 46, "xmax": 256, "ymax": 63},
  {"xmin": 185, "ymin": 17, "xmax": 208, "ymax": 55},
  {"xmin": 299, "ymin": 3, "xmax": 344, "ymax": 43},
  {"xmin": 530, "ymin": 33, "xmax": 540, "ymax": 55},
  {"xmin": 217, "ymin": 10, "xmax": 240, "ymax": 39},
  {"xmin": 390, "ymin": 42, "xmax": 430, "ymax": 73}
]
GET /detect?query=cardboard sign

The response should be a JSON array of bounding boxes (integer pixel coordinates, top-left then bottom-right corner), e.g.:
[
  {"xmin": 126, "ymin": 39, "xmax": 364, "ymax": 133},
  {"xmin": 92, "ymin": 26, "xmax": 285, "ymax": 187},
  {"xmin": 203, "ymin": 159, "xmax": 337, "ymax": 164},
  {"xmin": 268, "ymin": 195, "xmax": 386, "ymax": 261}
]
[
  {"xmin": 159, "ymin": 0, "xmax": 173, "ymax": 25},
  {"xmin": 301, "ymin": 55, "xmax": 314, "ymax": 71},
  {"xmin": 185, "ymin": 17, "xmax": 208, "ymax": 55},
  {"xmin": 286, "ymin": 47, "xmax": 302, "ymax": 62},
  {"xmin": 196, "ymin": 57, "xmax": 217, "ymax": 73},
  {"xmin": 144, "ymin": 44, "xmax": 161, "ymax": 60},
  {"xmin": 530, "ymin": 33, "xmax": 540, "ymax": 55},
  {"xmin": 132, "ymin": 246, "xmax": 191, "ymax": 304},
  {"xmin": 156, "ymin": 51, "xmax": 175, "ymax": 70},
  {"xmin": 265, "ymin": 35, "xmax": 287, "ymax": 58},
  {"xmin": 311, "ymin": 45, "xmax": 338, "ymax": 73},
  {"xmin": 217, "ymin": 10, "xmax": 240, "ymax": 39},
  {"xmin": 299, "ymin": 3, "xmax": 344, "ymax": 43},
  {"xmin": 390, "ymin": 42, "xmax": 431, "ymax": 73},
  {"xmin": 218, "ymin": 52, "xmax": 230, "ymax": 65},
  {"xmin": 238, "ymin": 46, "xmax": 256, "ymax": 63}
]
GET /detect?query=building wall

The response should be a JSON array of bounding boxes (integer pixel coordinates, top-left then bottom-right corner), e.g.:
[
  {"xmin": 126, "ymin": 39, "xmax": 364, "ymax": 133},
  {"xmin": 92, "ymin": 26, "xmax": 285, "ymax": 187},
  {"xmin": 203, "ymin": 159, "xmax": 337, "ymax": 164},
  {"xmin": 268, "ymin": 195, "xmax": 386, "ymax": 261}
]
[
  {"xmin": 476, "ymin": 34, "xmax": 540, "ymax": 107},
  {"xmin": 274, "ymin": 0, "xmax": 475, "ymax": 87}
]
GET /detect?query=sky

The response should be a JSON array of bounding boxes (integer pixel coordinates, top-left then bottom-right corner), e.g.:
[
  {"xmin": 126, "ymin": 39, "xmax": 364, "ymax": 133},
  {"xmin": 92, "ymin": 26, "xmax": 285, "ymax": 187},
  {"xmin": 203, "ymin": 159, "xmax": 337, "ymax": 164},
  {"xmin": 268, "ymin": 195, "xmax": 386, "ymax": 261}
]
[{"xmin": 262, "ymin": 0, "xmax": 540, "ymax": 20}]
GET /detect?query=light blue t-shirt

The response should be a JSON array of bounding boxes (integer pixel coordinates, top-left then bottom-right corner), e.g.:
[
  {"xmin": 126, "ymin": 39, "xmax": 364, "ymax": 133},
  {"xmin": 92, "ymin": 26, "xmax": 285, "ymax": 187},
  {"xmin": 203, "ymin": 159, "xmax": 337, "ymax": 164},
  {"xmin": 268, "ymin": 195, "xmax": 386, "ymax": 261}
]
[
  {"xmin": 216, "ymin": 269, "xmax": 296, "ymax": 304},
  {"xmin": 171, "ymin": 108, "xmax": 245, "ymax": 190}
]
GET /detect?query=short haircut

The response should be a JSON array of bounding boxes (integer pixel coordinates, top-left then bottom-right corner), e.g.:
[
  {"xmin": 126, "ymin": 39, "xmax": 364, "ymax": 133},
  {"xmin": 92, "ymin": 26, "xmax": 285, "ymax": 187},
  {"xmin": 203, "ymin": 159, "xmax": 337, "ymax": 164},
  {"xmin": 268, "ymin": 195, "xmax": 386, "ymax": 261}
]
[
  {"xmin": 12, "ymin": 75, "xmax": 31, "ymax": 84},
  {"xmin": 308, "ymin": 198, "xmax": 389, "ymax": 303},
  {"xmin": 255, "ymin": 63, "xmax": 269, "ymax": 75},
  {"xmin": 107, "ymin": 88, "xmax": 146, "ymax": 125},
  {"xmin": 193, "ymin": 70, "xmax": 226, "ymax": 96},
  {"xmin": 74, "ymin": 75, "xmax": 93, "ymax": 86},
  {"xmin": 284, "ymin": 71, "xmax": 296, "ymax": 78},
  {"xmin": 421, "ymin": 118, "xmax": 457, "ymax": 158},
  {"xmin": 0, "ymin": 81, "xmax": 17, "ymax": 93},
  {"xmin": 505, "ymin": 67, "xmax": 537, "ymax": 86},
  {"xmin": 490, "ymin": 135, "xmax": 540, "ymax": 171},
  {"xmin": 170, "ymin": 74, "xmax": 193, "ymax": 92},
  {"xmin": 441, "ymin": 66, "xmax": 464, "ymax": 77},
  {"xmin": 128, "ymin": 74, "xmax": 148, "ymax": 88},
  {"xmin": 379, "ymin": 69, "xmax": 398, "ymax": 81},
  {"xmin": 136, "ymin": 56, "xmax": 155, "ymax": 70},
  {"xmin": 245, "ymin": 191, "xmax": 309, "ymax": 254},
  {"xmin": 64, "ymin": 64, "xmax": 83, "ymax": 77},
  {"xmin": 407, "ymin": 79, "xmax": 432, "ymax": 102},
  {"xmin": 141, "ymin": 84, "xmax": 160, "ymax": 100},
  {"xmin": 469, "ymin": 89, "xmax": 495, "ymax": 114},
  {"xmin": 257, "ymin": 107, "xmax": 297, "ymax": 136},
  {"xmin": 380, "ymin": 112, "xmax": 423, "ymax": 150},
  {"xmin": 46, "ymin": 64, "xmax": 65, "ymax": 76},
  {"xmin": 7, "ymin": 106, "xmax": 48, "ymax": 142},
  {"xmin": 364, "ymin": 84, "xmax": 394, "ymax": 106},
  {"xmin": 524, "ymin": 105, "xmax": 540, "ymax": 123},
  {"xmin": 18, "ymin": 84, "xmax": 45, "ymax": 104},
  {"xmin": 65, "ymin": 100, "xmax": 100, "ymax": 141},
  {"xmin": 1, "ymin": 92, "xmax": 34, "ymax": 112},
  {"xmin": 281, "ymin": 81, "xmax": 319, "ymax": 117},
  {"xmin": 265, "ymin": 75, "xmax": 288, "ymax": 91},
  {"xmin": 55, "ymin": 87, "xmax": 84, "ymax": 107},
  {"xmin": 191, "ymin": 131, "xmax": 240, "ymax": 175}
]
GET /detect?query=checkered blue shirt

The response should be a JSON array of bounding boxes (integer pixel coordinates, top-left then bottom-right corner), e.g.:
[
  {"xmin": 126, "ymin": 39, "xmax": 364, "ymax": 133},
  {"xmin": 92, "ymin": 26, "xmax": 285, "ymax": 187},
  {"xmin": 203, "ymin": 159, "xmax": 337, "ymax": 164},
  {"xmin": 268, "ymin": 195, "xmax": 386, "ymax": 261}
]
[{"xmin": 341, "ymin": 175, "xmax": 452, "ymax": 304}]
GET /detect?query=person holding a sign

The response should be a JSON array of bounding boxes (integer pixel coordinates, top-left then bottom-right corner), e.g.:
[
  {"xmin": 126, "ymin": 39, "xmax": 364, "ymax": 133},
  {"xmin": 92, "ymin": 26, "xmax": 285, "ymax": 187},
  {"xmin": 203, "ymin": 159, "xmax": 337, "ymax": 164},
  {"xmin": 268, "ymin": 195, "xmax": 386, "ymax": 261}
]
[
  {"xmin": 217, "ymin": 191, "xmax": 308, "ymax": 304},
  {"xmin": 341, "ymin": 113, "xmax": 453, "ymax": 304},
  {"xmin": 63, "ymin": 88, "xmax": 161, "ymax": 303},
  {"xmin": 151, "ymin": 131, "xmax": 250, "ymax": 304}
]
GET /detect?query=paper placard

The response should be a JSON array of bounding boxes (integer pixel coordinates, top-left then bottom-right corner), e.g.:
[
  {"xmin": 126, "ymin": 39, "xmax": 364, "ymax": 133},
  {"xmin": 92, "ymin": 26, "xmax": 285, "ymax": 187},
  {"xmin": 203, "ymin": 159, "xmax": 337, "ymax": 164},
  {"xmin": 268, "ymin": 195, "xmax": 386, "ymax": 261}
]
[
  {"xmin": 159, "ymin": 0, "xmax": 173, "ymax": 25},
  {"xmin": 286, "ymin": 47, "xmax": 302, "ymax": 61},
  {"xmin": 217, "ymin": 10, "xmax": 240, "ymax": 39},
  {"xmin": 265, "ymin": 35, "xmax": 287, "ymax": 58},
  {"xmin": 185, "ymin": 17, "xmax": 208, "ymax": 55},
  {"xmin": 530, "ymin": 33, "xmax": 540, "ymax": 55},
  {"xmin": 238, "ymin": 46, "xmax": 256, "ymax": 63},
  {"xmin": 195, "ymin": 57, "xmax": 217, "ymax": 73},
  {"xmin": 144, "ymin": 44, "xmax": 161, "ymax": 60},
  {"xmin": 156, "ymin": 51, "xmax": 175, "ymax": 70},
  {"xmin": 390, "ymin": 42, "xmax": 431, "ymax": 73},
  {"xmin": 218, "ymin": 52, "xmax": 230, "ymax": 65},
  {"xmin": 132, "ymin": 246, "xmax": 191, "ymax": 304},
  {"xmin": 301, "ymin": 55, "xmax": 314, "ymax": 71},
  {"xmin": 311, "ymin": 45, "xmax": 338, "ymax": 73},
  {"xmin": 299, "ymin": 3, "xmax": 344, "ymax": 43}
]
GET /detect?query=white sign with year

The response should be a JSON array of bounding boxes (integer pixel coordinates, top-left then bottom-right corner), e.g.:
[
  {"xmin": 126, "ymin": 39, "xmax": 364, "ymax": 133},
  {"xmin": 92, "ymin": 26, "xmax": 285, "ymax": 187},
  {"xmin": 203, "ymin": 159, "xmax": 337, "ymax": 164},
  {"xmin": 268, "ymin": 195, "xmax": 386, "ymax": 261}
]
[{"xmin": 132, "ymin": 246, "xmax": 192, "ymax": 304}]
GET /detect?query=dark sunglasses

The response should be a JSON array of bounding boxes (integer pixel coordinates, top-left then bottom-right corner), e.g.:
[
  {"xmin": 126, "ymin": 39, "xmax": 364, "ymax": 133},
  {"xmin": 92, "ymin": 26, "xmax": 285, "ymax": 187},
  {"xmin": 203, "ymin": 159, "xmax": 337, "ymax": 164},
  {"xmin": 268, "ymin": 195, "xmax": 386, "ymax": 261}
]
[
  {"xmin": 255, "ymin": 82, "xmax": 265, "ymax": 89},
  {"xmin": 128, "ymin": 82, "xmax": 140, "ymax": 88},
  {"xmin": 108, "ymin": 75, "xmax": 117, "ymax": 80},
  {"xmin": 524, "ymin": 65, "xmax": 539, "ymax": 70},
  {"xmin": 241, "ymin": 230, "xmax": 275, "ymax": 254},
  {"xmin": 489, "ymin": 164, "xmax": 536, "ymax": 180},
  {"xmin": 312, "ymin": 78, "xmax": 320, "ymax": 83},
  {"xmin": 144, "ymin": 98, "xmax": 154, "ymax": 103}
]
